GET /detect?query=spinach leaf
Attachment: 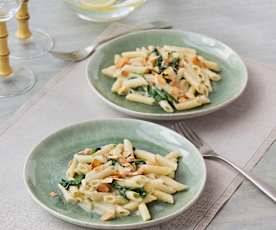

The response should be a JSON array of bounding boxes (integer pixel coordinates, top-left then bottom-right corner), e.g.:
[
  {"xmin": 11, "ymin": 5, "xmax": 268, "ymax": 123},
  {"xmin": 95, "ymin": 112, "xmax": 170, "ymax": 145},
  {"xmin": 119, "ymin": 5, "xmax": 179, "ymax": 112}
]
[
  {"xmin": 152, "ymin": 47, "xmax": 160, "ymax": 56},
  {"xmin": 111, "ymin": 181, "xmax": 148, "ymax": 199},
  {"xmin": 134, "ymin": 159, "xmax": 146, "ymax": 166},
  {"xmin": 135, "ymin": 86, "xmax": 175, "ymax": 106},
  {"xmin": 135, "ymin": 85, "xmax": 149, "ymax": 94},
  {"xmin": 171, "ymin": 57, "xmax": 180, "ymax": 73},
  {"xmin": 108, "ymin": 159, "xmax": 118, "ymax": 166},
  {"xmin": 93, "ymin": 147, "xmax": 101, "ymax": 153},
  {"xmin": 111, "ymin": 181, "xmax": 128, "ymax": 198},
  {"xmin": 128, "ymin": 76, "xmax": 139, "ymax": 80},
  {"xmin": 156, "ymin": 55, "xmax": 167, "ymax": 73},
  {"xmin": 132, "ymin": 187, "xmax": 147, "ymax": 198},
  {"xmin": 151, "ymin": 48, "xmax": 166, "ymax": 73},
  {"xmin": 148, "ymin": 86, "xmax": 175, "ymax": 104},
  {"xmin": 59, "ymin": 174, "xmax": 85, "ymax": 190},
  {"xmin": 130, "ymin": 159, "xmax": 146, "ymax": 167},
  {"xmin": 89, "ymin": 148, "xmax": 101, "ymax": 155}
]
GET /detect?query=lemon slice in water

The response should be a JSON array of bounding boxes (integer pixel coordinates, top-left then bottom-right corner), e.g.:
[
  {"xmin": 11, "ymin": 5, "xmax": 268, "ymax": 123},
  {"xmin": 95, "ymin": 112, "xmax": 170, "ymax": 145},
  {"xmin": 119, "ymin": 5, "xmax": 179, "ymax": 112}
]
[{"xmin": 79, "ymin": 0, "xmax": 117, "ymax": 10}]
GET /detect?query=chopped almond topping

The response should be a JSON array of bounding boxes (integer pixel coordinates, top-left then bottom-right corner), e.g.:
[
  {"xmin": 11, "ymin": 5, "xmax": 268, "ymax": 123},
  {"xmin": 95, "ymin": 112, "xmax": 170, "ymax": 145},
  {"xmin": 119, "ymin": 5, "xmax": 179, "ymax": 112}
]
[
  {"xmin": 83, "ymin": 148, "xmax": 92, "ymax": 155},
  {"xmin": 127, "ymin": 169, "xmax": 144, "ymax": 176},
  {"xmin": 118, "ymin": 157, "xmax": 131, "ymax": 167},
  {"xmin": 91, "ymin": 159, "xmax": 102, "ymax": 169},
  {"xmin": 157, "ymin": 76, "xmax": 166, "ymax": 85},
  {"xmin": 118, "ymin": 171, "xmax": 130, "ymax": 177},
  {"xmin": 169, "ymin": 79, "xmax": 177, "ymax": 86},
  {"xmin": 116, "ymin": 57, "xmax": 128, "ymax": 68},
  {"xmin": 96, "ymin": 183, "xmax": 111, "ymax": 193},
  {"xmin": 126, "ymin": 155, "xmax": 135, "ymax": 162},
  {"xmin": 121, "ymin": 70, "xmax": 129, "ymax": 77},
  {"xmin": 171, "ymin": 87, "xmax": 181, "ymax": 98},
  {"xmin": 142, "ymin": 57, "xmax": 147, "ymax": 65},
  {"xmin": 49, "ymin": 192, "xmax": 58, "ymax": 197},
  {"xmin": 179, "ymin": 96, "xmax": 188, "ymax": 102},
  {"xmin": 110, "ymin": 172, "xmax": 123, "ymax": 178},
  {"xmin": 192, "ymin": 56, "xmax": 207, "ymax": 68},
  {"xmin": 108, "ymin": 175, "xmax": 120, "ymax": 180}
]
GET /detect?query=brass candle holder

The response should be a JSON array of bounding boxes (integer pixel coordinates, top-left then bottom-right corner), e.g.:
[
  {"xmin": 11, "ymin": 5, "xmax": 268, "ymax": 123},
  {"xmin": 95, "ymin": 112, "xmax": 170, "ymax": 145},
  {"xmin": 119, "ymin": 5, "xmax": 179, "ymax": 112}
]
[
  {"xmin": 8, "ymin": 0, "xmax": 53, "ymax": 59},
  {"xmin": 0, "ymin": 0, "xmax": 36, "ymax": 98},
  {"xmin": 15, "ymin": 0, "xmax": 32, "ymax": 40},
  {"xmin": 0, "ymin": 21, "xmax": 13, "ymax": 77}
]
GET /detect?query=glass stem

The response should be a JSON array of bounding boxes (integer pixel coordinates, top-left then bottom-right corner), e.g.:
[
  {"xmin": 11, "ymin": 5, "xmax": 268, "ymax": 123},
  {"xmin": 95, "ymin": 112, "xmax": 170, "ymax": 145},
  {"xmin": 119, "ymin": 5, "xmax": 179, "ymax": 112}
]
[
  {"xmin": 16, "ymin": 0, "xmax": 32, "ymax": 40},
  {"xmin": 0, "ymin": 21, "xmax": 13, "ymax": 77}
]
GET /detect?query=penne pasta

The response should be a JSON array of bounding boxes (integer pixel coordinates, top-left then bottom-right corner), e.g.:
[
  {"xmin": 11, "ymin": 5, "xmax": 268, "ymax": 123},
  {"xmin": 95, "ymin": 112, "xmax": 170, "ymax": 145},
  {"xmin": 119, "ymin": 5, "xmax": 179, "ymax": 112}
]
[
  {"xmin": 85, "ymin": 166, "xmax": 115, "ymax": 181},
  {"xmin": 152, "ymin": 190, "xmax": 174, "ymax": 204},
  {"xmin": 125, "ymin": 191, "xmax": 142, "ymax": 202},
  {"xmin": 159, "ymin": 100, "xmax": 174, "ymax": 113},
  {"xmin": 66, "ymin": 159, "xmax": 77, "ymax": 179},
  {"xmin": 145, "ymin": 180, "xmax": 176, "ymax": 194},
  {"xmin": 101, "ymin": 65, "xmax": 119, "ymax": 78},
  {"xmin": 143, "ymin": 194, "xmax": 157, "ymax": 203},
  {"xmin": 115, "ymin": 205, "xmax": 130, "ymax": 217},
  {"xmin": 123, "ymin": 138, "xmax": 134, "ymax": 159},
  {"xmin": 58, "ymin": 139, "xmax": 189, "ymax": 222},
  {"xmin": 123, "ymin": 77, "xmax": 148, "ymax": 89},
  {"xmin": 101, "ymin": 45, "xmax": 221, "ymax": 112},
  {"xmin": 174, "ymin": 95, "xmax": 210, "ymax": 111},
  {"xmin": 122, "ymin": 65, "xmax": 147, "ymax": 74},
  {"xmin": 134, "ymin": 149, "xmax": 156, "ymax": 164},
  {"xmin": 141, "ymin": 165, "xmax": 173, "ymax": 175},
  {"xmin": 165, "ymin": 150, "xmax": 182, "ymax": 160},
  {"xmin": 103, "ymin": 195, "xmax": 128, "ymax": 205},
  {"xmin": 122, "ymin": 51, "xmax": 146, "ymax": 58},
  {"xmin": 58, "ymin": 184, "xmax": 75, "ymax": 203},
  {"xmin": 123, "ymin": 201, "xmax": 139, "ymax": 212},
  {"xmin": 138, "ymin": 203, "xmax": 151, "ymax": 221},
  {"xmin": 155, "ymin": 154, "xmax": 177, "ymax": 170},
  {"xmin": 108, "ymin": 144, "xmax": 123, "ymax": 159},
  {"xmin": 160, "ymin": 176, "xmax": 188, "ymax": 192},
  {"xmin": 126, "ymin": 93, "xmax": 155, "ymax": 105},
  {"xmin": 74, "ymin": 154, "xmax": 94, "ymax": 163},
  {"xmin": 111, "ymin": 78, "xmax": 124, "ymax": 93}
]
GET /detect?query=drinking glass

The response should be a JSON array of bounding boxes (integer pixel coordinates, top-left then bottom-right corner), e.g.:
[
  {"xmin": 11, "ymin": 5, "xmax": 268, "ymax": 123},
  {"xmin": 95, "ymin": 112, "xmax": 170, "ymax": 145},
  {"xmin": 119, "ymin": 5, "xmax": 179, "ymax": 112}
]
[
  {"xmin": 64, "ymin": 0, "xmax": 147, "ymax": 22},
  {"xmin": 8, "ymin": 0, "xmax": 54, "ymax": 59},
  {"xmin": 0, "ymin": 0, "xmax": 35, "ymax": 98}
]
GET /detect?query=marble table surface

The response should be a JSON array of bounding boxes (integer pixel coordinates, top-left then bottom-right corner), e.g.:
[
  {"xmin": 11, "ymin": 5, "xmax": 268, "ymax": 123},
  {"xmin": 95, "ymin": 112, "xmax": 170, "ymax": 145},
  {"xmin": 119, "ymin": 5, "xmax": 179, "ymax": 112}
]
[{"xmin": 1, "ymin": 0, "xmax": 276, "ymax": 229}]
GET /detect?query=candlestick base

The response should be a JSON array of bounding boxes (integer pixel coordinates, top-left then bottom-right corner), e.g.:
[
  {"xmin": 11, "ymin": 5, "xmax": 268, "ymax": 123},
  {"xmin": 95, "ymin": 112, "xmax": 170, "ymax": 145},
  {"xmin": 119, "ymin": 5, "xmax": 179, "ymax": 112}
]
[
  {"xmin": 9, "ymin": 29, "xmax": 53, "ymax": 60},
  {"xmin": 0, "ymin": 65, "xmax": 35, "ymax": 97}
]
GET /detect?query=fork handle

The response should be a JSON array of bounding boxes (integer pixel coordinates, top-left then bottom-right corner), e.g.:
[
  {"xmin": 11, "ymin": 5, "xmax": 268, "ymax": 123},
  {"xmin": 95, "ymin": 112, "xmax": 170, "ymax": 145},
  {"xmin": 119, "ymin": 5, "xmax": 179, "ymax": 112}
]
[
  {"xmin": 83, "ymin": 21, "xmax": 172, "ymax": 60},
  {"xmin": 205, "ymin": 155, "xmax": 276, "ymax": 202}
]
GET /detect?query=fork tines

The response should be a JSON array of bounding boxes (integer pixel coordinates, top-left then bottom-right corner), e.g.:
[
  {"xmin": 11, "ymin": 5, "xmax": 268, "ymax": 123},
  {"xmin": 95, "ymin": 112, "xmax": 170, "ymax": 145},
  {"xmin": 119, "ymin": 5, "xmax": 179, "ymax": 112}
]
[{"xmin": 171, "ymin": 122, "xmax": 203, "ymax": 148}]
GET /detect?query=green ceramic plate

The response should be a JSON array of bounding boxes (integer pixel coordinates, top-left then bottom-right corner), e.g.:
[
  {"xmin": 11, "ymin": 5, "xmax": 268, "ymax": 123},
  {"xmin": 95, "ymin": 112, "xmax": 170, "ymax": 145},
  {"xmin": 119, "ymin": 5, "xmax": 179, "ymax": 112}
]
[
  {"xmin": 86, "ymin": 29, "xmax": 248, "ymax": 120},
  {"xmin": 24, "ymin": 119, "xmax": 206, "ymax": 229}
]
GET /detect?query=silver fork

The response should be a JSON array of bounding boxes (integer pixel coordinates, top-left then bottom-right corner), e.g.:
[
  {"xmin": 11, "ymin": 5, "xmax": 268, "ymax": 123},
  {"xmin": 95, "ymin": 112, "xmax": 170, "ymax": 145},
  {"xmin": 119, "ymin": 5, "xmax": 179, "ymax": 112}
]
[
  {"xmin": 172, "ymin": 122, "xmax": 276, "ymax": 202},
  {"xmin": 49, "ymin": 21, "xmax": 172, "ymax": 62}
]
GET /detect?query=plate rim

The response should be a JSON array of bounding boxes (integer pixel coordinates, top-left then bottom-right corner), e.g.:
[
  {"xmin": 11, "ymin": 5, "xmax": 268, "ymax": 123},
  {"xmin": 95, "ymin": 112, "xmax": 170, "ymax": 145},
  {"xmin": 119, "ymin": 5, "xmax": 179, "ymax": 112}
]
[
  {"xmin": 86, "ymin": 29, "xmax": 248, "ymax": 120},
  {"xmin": 23, "ymin": 118, "xmax": 207, "ymax": 229}
]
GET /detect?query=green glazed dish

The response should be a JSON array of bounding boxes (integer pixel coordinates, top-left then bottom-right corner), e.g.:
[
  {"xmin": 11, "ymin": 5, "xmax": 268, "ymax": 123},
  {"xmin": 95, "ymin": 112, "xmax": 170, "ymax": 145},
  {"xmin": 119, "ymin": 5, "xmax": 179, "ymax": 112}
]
[
  {"xmin": 24, "ymin": 119, "xmax": 206, "ymax": 229},
  {"xmin": 86, "ymin": 29, "xmax": 248, "ymax": 120}
]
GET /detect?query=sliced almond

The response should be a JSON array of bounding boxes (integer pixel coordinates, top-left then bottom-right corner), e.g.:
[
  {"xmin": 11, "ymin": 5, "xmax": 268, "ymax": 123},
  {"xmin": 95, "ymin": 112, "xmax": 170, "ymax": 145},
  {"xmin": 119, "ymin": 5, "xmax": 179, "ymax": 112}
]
[
  {"xmin": 49, "ymin": 192, "xmax": 58, "ymax": 197},
  {"xmin": 90, "ymin": 159, "xmax": 102, "ymax": 169},
  {"xmin": 116, "ymin": 57, "xmax": 129, "ymax": 68},
  {"xmin": 96, "ymin": 183, "xmax": 111, "ymax": 193},
  {"xmin": 83, "ymin": 148, "xmax": 92, "ymax": 155},
  {"xmin": 121, "ymin": 70, "xmax": 129, "ymax": 77}
]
